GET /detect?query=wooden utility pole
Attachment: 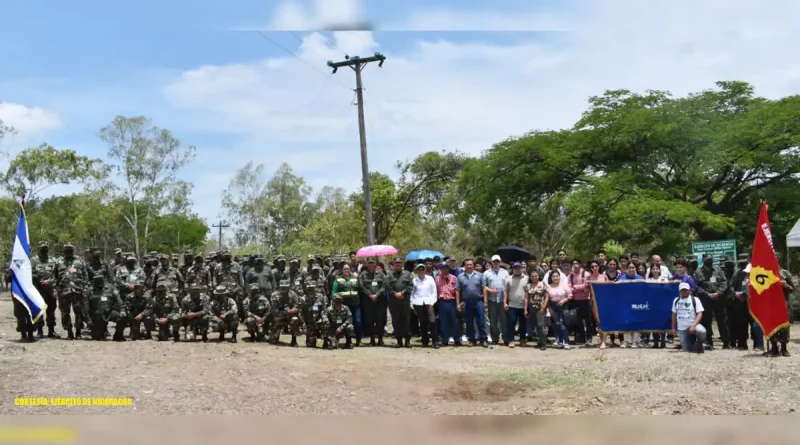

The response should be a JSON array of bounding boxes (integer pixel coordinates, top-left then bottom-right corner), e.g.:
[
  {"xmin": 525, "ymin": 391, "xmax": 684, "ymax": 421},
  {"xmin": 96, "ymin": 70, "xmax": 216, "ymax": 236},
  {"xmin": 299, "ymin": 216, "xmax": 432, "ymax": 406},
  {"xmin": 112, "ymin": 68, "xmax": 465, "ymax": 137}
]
[
  {"xmin": 212, "ymin": 221, "xmax": 229, "ymax": 251},
  {"xmin": 327, "ymin": 53, "xmax": 386, "ymax": 246}
]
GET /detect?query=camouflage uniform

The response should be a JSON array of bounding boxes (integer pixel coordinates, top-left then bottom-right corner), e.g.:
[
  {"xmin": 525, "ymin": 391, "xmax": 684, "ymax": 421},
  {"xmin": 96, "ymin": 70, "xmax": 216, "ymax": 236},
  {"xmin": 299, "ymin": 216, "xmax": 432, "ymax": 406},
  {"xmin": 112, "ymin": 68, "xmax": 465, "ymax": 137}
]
[
  {"xmin": 209, "ymin": 284, "xmax": 239, "ymax": 343},
  {"xmin": 180, "ymin": 285, "xmax": 211, "ymax": 342},
  {"xmin": 321, "ymin": 294, "xmax": 355, "ymax": 349},
  {"xmin": 86, "ymin": 275, "xmax": 125, "ymax": 341},
  {"xmin": 178, "ymin": 252, "xmax": 194, "ymax": 293},
  {"xmin": 30, "ymin": 241, "xmax": 59, "ymax": 338},
  {"xmin": 269, "ymin": 280, "xmax": 302, "ymax": 346},
  {"xmin": 87, "ymin": 250, "xmax": 114, "ymax": 286},
  {"xmin": 55, "ymin": 243, "xmax": 89, "ymax": 339},
  {"xmin": 123, "ymin": 284, "xmax": 154, "ymax": 340},
  {"xmin": 185, "ymin": 256, "xmax": 212, "ymax": 290},
  {"xmin": 213, "ymin": 252, "xmax": 244, "ymax": 319},
  {"xmin": 694, "ymin": 254, "xmax": 729, "ymax": 349},
  {"xmin": 301, "ymin": 265, "xmax": 328, "ymax": 347},
  {"xmin": 272, "ymin": 255, "xmax": 287, "ymax": 283},
  {"xmin": 108, "ymin": 248, "xmax": 124, "ymax": 277},
  {"xmin": 766, "ymin": 268, "xmax": 794, "ymax": 357},
  {"xmin": 287, "ymin": 258, "xmax": 305, "ymax": 297},
  {"xmin": 153, "ymin": 256, "xmax": 185, "ymax": 295},
  {"xmin": 149, "ymin": 283, "xmax": 181, "ymax": 341},
  {"xmin": 243, "ymin": 284, "xmax": 272, "ymax": 342},
  {"xmin": 245, "ymin": 257, "xmax": 276, "ymax": 297},
  {"xmin": 115, "ymin": 255, "xmax": 145, "ymax": 301}
]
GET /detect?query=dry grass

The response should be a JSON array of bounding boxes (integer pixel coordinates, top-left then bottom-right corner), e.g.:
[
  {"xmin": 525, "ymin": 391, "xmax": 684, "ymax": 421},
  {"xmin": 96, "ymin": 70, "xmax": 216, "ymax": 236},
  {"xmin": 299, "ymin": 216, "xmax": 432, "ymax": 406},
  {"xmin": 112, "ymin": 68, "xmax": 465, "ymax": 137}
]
[{"xmin": 1, "ymin": 294, "xmax": 799, "ymax": 415}]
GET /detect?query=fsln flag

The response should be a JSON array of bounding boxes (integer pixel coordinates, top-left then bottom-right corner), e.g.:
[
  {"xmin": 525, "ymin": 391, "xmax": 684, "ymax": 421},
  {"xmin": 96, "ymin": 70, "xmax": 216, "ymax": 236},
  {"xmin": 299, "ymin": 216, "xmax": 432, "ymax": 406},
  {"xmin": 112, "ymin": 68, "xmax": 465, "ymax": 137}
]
[
  {"xmin": 9, "ymin": 207, "xmax": 47, "ymax": 323},
  {"xmin": 748, "ymin": 201, "xmax": 788, "ymax": 339}
]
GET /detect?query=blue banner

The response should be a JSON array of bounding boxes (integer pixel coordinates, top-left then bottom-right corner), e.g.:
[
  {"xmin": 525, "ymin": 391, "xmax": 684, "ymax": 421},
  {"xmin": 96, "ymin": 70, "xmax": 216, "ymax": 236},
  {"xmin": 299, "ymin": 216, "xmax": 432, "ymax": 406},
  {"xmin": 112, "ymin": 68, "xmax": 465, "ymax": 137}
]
[{"xmin": 591, "ymin": 281, "xmax": 679, "ymax": 332}]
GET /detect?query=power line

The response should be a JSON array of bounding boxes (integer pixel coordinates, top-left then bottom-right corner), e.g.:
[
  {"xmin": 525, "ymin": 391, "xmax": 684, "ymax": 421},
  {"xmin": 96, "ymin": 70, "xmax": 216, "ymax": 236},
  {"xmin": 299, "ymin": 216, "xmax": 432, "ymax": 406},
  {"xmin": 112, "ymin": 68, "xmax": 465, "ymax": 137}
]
[{"xmin": 254, "ymin": 31, "xmax": 350, "ymax": 90}]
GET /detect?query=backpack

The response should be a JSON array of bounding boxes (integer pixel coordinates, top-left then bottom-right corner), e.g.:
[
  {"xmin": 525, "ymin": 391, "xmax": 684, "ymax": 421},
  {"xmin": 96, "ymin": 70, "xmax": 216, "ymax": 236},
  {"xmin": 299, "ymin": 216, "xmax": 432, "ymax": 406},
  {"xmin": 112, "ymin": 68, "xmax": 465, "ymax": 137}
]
[{"xmin": 672, "ymin": 297, "xmax": 701, "ymax": 318}]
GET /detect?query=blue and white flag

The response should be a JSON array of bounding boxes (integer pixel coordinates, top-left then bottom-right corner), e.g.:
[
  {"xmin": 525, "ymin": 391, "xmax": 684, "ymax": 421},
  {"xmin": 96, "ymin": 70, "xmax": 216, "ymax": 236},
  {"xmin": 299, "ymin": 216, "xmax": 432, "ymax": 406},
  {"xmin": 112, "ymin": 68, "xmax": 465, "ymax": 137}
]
[{"xmin": 10, "ymin": 208, "xmax": 46, "ymax": 323}]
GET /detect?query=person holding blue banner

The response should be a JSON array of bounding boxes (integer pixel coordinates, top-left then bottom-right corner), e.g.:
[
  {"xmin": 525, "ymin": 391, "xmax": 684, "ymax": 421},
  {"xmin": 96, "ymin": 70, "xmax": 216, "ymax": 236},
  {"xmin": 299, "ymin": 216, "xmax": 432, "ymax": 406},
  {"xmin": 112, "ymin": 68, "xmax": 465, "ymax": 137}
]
[{"xmin": 618, "ymin": 262, "xmax": 644, "ymax": 347}]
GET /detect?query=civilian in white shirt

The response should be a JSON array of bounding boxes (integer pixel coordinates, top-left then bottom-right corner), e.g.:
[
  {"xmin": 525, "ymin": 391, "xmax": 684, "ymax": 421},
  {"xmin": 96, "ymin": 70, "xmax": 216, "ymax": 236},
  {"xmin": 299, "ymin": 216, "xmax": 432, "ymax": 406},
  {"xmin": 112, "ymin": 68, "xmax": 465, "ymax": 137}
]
[
  {"xmin": 646, "ymin": 255, "xmax": 672, "ymax": 280},
  {"xmin": 411, "ymin": 263, "xmax": 440, "ymax": 349},
  {"xmin": 672, "ymin": 282, "xmax": 706, "ymax": 353}
]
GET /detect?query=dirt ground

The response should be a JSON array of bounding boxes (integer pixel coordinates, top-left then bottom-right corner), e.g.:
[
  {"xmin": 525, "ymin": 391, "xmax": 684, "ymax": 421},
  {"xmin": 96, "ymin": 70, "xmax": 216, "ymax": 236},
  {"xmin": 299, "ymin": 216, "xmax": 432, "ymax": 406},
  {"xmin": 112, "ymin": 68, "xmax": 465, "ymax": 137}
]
[{"xmin": 1, "ymin": 294, "xmax": 799, "ymax": 415}]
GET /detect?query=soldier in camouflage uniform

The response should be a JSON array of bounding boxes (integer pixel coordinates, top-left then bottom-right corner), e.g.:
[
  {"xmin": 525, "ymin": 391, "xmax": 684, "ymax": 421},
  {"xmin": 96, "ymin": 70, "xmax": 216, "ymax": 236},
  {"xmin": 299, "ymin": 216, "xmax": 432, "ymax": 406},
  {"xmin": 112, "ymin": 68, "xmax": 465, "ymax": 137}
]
[
  {"xmin": 321, "ymin": 293, "xmax": 355, "ymax": 349},
  {"xmin": 123, "ymin": 283, "xmax": 153, "ymax": 340},
  {"xmin": 214, "ymin": 250, "xmax": 244, "ymax": 319},
  {"xmin": 243, "ymin": 283, "xmax": 272, "ymax": 342},
  {"xmin": 149, "ymin": 282, "xmax": 181, "ymax": 342},
  {"xmin": 154, "ymin": 254, "xmax": 184, "ymax": 295},
  {"xmin": 301, "ymin": 265, "xmax": 328, "ymax": 347},
  {"xmin": 209, "ymin": 284, "xmax": 239, "ymax": 343},
  {"xmin": 109, "ymin": 248, "xmax": 124, "ymax": 276},
  {"xmin": 56, "ymin": 242, "xmax": 89, "ymax": 340},
  {"xmin": 86, "ymin": 275, "xmax": 126, "ymax": 341},
  {"xmin": 763, "ymin": 262, "xmax": 795, "ymax": 357},
  {"xmin": 179, "ymin": 252, "xmax": 194, "ymax": 294},
  {"xmin": 287, "ymin": 257, "xmax": 305, "ymax": 297},
  {"xmin": 269, "ymin": 280, "xmax": 301, "ymax": 347},
  {"xmin": 694, "ymin": 253, "xmax": 729, "ymax": 349},
  {"xmin": 180, "ymin": 284, "xmax": 210, "ymax": 342},
  {"xmin": 87, "ymin": 248, "xmax": 114, "ymax": 285},
  {"xmin": 272, "ymin": 255, "xmax": 287, "ymax": 282},
  {"xmin": 185, "ymin": 254, "xmax": 211, "ymax": 290},
  {"xmin": 31, "ymin": 240, "xmax": 60, "ymax": 338},
  {"xmin": 115, "ymin": 254, "xmax": 145, "ymax": 301},
  {"xmin": 245, "ymin": 256, "xmax": 276, "ymax": 297}
]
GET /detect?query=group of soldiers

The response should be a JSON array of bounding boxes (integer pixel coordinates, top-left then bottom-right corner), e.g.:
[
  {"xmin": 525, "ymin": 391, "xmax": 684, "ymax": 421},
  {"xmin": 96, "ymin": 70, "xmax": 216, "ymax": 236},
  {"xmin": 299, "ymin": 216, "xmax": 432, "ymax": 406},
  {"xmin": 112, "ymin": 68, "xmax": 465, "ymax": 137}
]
[{"xmin": 13, "ymin": 244, "xmax": 365, "ymax": 349}]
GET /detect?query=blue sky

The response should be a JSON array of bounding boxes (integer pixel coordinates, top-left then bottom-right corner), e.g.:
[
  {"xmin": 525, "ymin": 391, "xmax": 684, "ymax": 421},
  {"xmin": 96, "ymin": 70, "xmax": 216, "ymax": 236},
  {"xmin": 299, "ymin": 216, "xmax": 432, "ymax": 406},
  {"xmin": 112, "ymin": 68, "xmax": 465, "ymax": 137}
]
[{"xmin": 2, "ymin": 0, "xmax": 799, "ymax": 240}]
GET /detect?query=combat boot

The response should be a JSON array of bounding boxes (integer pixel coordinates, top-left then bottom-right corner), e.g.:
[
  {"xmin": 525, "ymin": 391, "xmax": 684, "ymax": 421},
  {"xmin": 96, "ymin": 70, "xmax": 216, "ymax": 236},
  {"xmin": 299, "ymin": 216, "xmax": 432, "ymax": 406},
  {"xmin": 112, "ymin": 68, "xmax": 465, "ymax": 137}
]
[
  {"xmin": 231, "ymin": 328, "xmax": 238, "ymax": 343},
  {"xmin": 404, "ymin": 337, "xmax": 412, "ymax": 348},
  {"xmin": 74, "ymin": 329, "xmax": 81, "ymax": 340},
  {"xmin": 47, "ymin": 326, "xmax": 60, "ymax": 339},
  {"xmin": 763, "ymin": 342, "xmax": 779, "ymax": 357},
  {"xmin": 173, "ymin": 329, "xmax": 180, "ymax": 343},
  {"xmin": 290, "ymin": 335, "xmax": 298, "ymax": 347},
  {"xmin": 218, "ymin": 329, "xmax": 226, "ymax": 342},
  {"xmin": 345, "ymin": 336, "xmax": 354, "ymax": 349},
  {"xmin": 322, "ymin": 338, "xmax": 330, "ymax": 350},
  {"xmin": 377, "ymin": 336, "xmax": 384, "ymax": 347},
  {"xmin": 307, "ymin": 337, "xmax": 317, "ymax": 348},
  {"xmin": 780, "ymin": 343, "xmax": 790, "ymax": 357},
  {"xmin": 355, "ymin": 338, "xmax": 361, "ymax": 347},
  {"xmin": 113, "ymin": 332, "xmax": 126, "ymax": 342},
  {"xmin": 67, "ymin": 328, "xmax": 75, "ymax": 340},
  {"xmin": 201, "ymin": 331, "xmax": 208, "ymax": 342},
  {"xmin": 37, "ymin": 326, "xmax": 44, "ymax": 338},
  {"xmin": 369, "ymin": 336, "xmax": 376, "ymax": 347}
]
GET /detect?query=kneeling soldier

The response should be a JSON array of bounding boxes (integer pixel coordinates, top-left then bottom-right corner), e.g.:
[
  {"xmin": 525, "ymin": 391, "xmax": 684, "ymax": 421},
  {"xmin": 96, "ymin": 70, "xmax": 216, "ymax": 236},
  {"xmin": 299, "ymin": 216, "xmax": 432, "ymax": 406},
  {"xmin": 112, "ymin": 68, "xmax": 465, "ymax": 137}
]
[
  {"xmin": 209, "ymin": 284, "xmax": 239, "ymax": 343},
  {"xmin": 244, "ymin": 283, "xmax": 272, "ymax": 342},
  {"xmin": 152, "ymin": 281, "xmax": 181, "ymax": 342},
  {"xmin": 125, "ymin": 283, "xmax": 153, "ymax": 340},
  {"xmin": 87, "ymin": 275, "xmax": 126, "ymax": 341},
  {"xmin": 180, "ymin": 284, "xmax": 210, "ymax": 342},
  {"xmin": 269, "ymin": 280, "xmax": 301, "ymax": 347},
  {"xmin": 321, "ymin": 293, "xmax": 355, "ymax": 349}
]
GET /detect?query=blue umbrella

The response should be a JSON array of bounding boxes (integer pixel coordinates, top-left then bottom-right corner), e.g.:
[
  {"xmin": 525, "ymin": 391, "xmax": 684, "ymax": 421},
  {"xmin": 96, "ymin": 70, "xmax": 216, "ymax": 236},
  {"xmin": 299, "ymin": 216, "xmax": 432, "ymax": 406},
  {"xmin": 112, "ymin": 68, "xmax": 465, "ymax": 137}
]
[{"xmin": 405, "ymin": 250, "xmax": 445, "ymax": 261}]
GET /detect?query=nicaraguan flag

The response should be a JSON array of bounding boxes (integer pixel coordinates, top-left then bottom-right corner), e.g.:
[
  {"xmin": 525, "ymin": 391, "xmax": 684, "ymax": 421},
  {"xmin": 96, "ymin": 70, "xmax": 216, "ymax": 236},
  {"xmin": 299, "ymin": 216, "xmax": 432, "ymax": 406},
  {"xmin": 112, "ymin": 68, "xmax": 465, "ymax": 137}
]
[{"xmin": 10, "ymin": 208, "xmax": 46, "ymax": 322}]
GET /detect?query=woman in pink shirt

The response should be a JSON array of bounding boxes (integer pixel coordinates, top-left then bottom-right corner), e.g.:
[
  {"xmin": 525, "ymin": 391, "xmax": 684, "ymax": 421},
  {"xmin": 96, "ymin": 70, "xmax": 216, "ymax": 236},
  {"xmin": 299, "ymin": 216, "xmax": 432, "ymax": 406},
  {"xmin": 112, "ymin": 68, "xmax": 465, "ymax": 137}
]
[
  {"xmin": 568, "ymin": 258, "xmax": 593, "ymax": 347},
  {"xmin": 546, "ymin": 272, "xmax": 573, "ymax": 349},
  {"xmin": 587, "ymin": 260, "xmax": 609, "ymax": 349}
]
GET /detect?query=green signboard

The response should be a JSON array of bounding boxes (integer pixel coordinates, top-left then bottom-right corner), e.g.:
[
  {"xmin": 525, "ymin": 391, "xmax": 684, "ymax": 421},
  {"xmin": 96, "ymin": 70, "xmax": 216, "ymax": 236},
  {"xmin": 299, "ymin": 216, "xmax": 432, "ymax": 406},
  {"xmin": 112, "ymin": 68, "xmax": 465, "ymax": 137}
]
[{"xmin": 691, "ymin": 239, "xmax": 737, "ymax": 266}]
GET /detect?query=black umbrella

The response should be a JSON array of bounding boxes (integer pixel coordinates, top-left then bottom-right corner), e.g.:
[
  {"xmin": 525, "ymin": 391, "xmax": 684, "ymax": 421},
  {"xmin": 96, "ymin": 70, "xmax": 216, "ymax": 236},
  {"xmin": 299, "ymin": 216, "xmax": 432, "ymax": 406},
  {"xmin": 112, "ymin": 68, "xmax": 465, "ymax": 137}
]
[{"xmin": 495, "ymin": 245, "xmax": 532, "ymax": 263}]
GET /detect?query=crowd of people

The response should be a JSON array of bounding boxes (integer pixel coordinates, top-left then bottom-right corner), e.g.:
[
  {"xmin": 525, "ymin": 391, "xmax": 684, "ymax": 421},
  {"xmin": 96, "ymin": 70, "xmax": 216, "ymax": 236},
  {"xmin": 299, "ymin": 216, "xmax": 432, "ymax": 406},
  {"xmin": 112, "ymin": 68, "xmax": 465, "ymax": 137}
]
[{"xmin": 10, "ymin": 243, "xmax": 798, "ymax": 357}]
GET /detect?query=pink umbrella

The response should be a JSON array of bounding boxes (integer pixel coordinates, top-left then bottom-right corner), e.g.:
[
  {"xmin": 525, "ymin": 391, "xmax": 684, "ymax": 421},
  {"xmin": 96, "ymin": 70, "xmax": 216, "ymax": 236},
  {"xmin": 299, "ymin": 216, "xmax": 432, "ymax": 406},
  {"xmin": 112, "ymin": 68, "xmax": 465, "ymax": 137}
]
[{"xmin": 356, "ymin": 245, "xmax": 398, "ymax": 258}]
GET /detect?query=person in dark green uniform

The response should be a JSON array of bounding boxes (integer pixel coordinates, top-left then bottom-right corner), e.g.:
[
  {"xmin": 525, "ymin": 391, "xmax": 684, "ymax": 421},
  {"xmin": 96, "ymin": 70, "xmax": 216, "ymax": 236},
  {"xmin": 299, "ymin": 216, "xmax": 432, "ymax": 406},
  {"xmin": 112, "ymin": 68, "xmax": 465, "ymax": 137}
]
[
  {"xmin": 694, "ymin": 253, "xmax": 729, "ymax": 349},
  {"xmin": 332, "ymin": 263, "xmax": 362, "ymax": 346}
]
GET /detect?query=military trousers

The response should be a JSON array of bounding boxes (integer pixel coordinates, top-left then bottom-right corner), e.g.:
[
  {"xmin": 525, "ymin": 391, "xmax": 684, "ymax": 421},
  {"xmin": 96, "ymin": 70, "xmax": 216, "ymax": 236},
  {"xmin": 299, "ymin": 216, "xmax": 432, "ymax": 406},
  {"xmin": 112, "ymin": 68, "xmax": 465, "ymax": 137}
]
[
  {"xmin": 13, "ymin": 299, "xmax": 35, "ymax": 334},
  {"xmin": 728, "ymin": 299, "xmax": 750, "ymax": 348},
  {"xmin": 388, "ymin": 297, "xmax": 411, "ymax": 340},
  {"xmin": 90, "ymin": 311, "xmax": 123, "ymax": 340},
  {"xmin": 269, "ymin": 314, "xmax": 299, "ymax": 340},
  {"xmin": 182, "ymin": 315, "xmax": 210, "ymax": 335},
  {"xmin": 210, "ymin": 313, "xmax": 239, "ymax": 333},
  {"xmin": 361, "ymin": 295, "xmax": 387, "ymax": 338},
  {"xmin": 323, "ymin": 323, "xmax": 355, "ymax": 344},
  {"xmin": 699, "ymin": 296, "xmax": 729, "ymax": 347},
  {"xmin": 58, "ymin": 292, "xmax": 86, "ymax": 331},
  {"xmin": 244, "ymin": 316, "xmax": 268, "ymax": 337},
  {"xmin": 152, "ymin": 316, "xmax": 181, "ymax": 340},
  {"xmin": 33, "ymin": 289, "xmax": 57, "ymax": 329}
]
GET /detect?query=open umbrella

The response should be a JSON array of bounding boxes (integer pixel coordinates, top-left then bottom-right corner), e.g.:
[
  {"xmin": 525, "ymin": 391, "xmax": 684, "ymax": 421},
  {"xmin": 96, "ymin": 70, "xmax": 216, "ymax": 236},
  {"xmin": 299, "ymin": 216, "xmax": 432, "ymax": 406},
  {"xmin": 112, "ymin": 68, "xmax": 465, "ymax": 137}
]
[
  {"xmin": 495, "ymin": 245, "xmax": 532, "ymax": 263},
  {"xmin": 356, "ymin": 245, "xmax": 398, "ymax": 258},
  {"xmin": 405, "ymin": 250, "xmax": 445, "ymax": 261}
]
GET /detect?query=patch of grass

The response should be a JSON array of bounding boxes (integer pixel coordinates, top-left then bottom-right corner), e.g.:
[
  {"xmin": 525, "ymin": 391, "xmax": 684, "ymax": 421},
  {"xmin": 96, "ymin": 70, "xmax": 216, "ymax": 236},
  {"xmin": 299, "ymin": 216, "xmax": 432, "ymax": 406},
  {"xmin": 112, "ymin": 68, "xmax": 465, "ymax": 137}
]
[{"xmin": 481, "ymin": 368, "xmax": 587, "ymax": 389}]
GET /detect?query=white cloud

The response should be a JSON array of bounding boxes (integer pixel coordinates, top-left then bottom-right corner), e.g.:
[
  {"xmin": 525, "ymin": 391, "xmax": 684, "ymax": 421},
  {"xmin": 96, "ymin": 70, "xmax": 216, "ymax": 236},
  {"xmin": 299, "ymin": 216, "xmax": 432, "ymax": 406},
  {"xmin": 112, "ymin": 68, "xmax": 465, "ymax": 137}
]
[
  {"xmin": 164, "ymin": 0, "xmax": 800, "ymax": 225},
  {"xmin": 0, "ymin": 102, "xmax": 63, "ymax": 143},
  {"xmin": 268, "ymin": 0, "xmax": 367, "ymax": 31}
]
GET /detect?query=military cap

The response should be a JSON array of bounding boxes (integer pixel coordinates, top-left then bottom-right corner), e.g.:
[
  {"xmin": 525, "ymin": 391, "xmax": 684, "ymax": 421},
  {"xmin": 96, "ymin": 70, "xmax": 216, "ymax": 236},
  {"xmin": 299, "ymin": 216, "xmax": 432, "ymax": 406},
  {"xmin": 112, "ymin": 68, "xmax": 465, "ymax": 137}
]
[
  {"xmin": 221, "ymin": 250, "xmax": 232, "ymax": 256},
  {"xmin": 194, "ymin": 254, "xmax": 204, "ymax": 260},
  {"xmin": 126, "ymin": 254, "xmax": 137, "ymax": 261},
  {"xmin": 702, "ymin": 253, "xmax": 713, "ymax": 260},
  {"xmin": 158, "ymin": 254, "xmax": 169, "ymax": 260},
  {"xmin": 275, "ymin": 255, "xmax": 286, "ymax": 262},
  {"xmin": 686, "ymin": 254, "xmax": 698, "ymax": 261},
  {"xmin": 155, "ymin": 282, "xmax": 167, "ymax": 290},
  {"xmin": 63, "ymin": 242, "xmax": 74, "ymax": 249},
  {"xmin": 391, "ymin": 257, "xmax": 403, "ymax": 264},
  {"xmin": 289, "ymin": 257, "xmax": 300, "ymax": 264},
  {"xmin": 366, "ymin": 258, "xmax": 376, "ymax": 264},
  {"xmin": 92, "ymin": 274, "xmax": 105, "ymax": 282},
  {"xmin": 149, "ymin": 251, "xmax": 158, "ymax": 256},
  {"xmin": 721, "ymin": 255, "xmax": 733, "ymax": 263},
  {"xmin": 307, "ymin": 254, "xmax": 316, "ymax": 261},
  {"xmin": 133, "ymin": 283, "xmax": 145, "ymax": 289},
  {"xmin": 38, "ymin": 240, "xmax": 49, "ymax": 248},
  {"xmin": 249, "ymin": 283, "xmax": 260, "ymax": 291},
  {"xmin": 311, "ymin": 264, "xmax": 322, "ymax": 271},
  {"xmin": 171, "ymin": 254, "xmax": 179, "ymax": 260},
  {"xmin": 84, "ymin": 248, "xmax": 91, "ymax": 254},
  {"xmin": 737, "ymin": 253, "xmax": 750, "ymax": 262},
  {"xmin": 255, "ymin": 256, "xmax": 265, "ymax": 263},
  {"xmin": 332, "ymin": 293, "xmax": 343, "ymax": 301},
  {"xmin": 114, "ymin": 248, "xmax": 122, "ymax": 254},
  {"xmin": 184, "ymin": 251, "xmax": 193, "ymax": 257},
  {"xmin": 278, "ymin": 279, "xmax": 290, "ymax": 289},
  {"xmin": 214, "ymin": 284, "xmax": 228, "ymax": 295}
]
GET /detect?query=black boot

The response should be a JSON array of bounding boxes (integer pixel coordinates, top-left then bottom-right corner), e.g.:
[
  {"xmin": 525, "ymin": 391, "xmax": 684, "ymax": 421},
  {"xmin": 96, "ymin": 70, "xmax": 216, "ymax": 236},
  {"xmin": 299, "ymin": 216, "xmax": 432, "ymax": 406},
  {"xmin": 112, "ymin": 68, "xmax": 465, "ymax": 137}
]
[
  {"xmin": 377, "ymin": 337, "xmax": 384, "ymax": 347},
  {"xmin": 113, "ymin": 332, "xmax": 126, "ymax": 342},
  {"xmin": 404, "ymin": 337, "xmax": 412, "ymax": 348},
  {"xmin": 395, "ymin": 339, "xmax": 403, "ymax": 348},
  {"xmin": 218, "ymin": 329, "xmax": 226, "ymax": 342},
  {"xmin": 47, "ymin": 326, "xmax": 60, "ymax": 339},
  {"xmin": 345, "ymin": 336, "xmax": 354, "ymax": 349},
  {"xmin": 290, "ymin": 335, "xmax": 298, "ymax": 347},
  {"xmin": 355, "ymin": 337, "xmax": 361, "ymax": 347},
  {"xmin": 201, "ymin": 332, "xmax": 208, "ymax": 342},
  {"xmin": 369, "ymin": 336, "xmax": 376, "ymax": 347},
  {"xmin": 231, "ymin": 328, "xmax": 238, "ymax": 343},
  {"xmin": 780, "ymin": 343, "xmax": 790, "ymax": 357},
  {"xmin": 173, "ymin": 329, "xmax": 180, "ymax": 343},
  {"xmin": 74, "ymin": 329, "xmax": 81, "ymax": 340},
  {"xmin": 763, "ymin": 342, "xmax": 779, "ymax": 357},
  {"xmin": 322, "ymin": 338, "xmax": 330, "ymax": 350},
  {"xmin": 37, "ymin": 326, "xmax": 44, "ymax": 338},
  {"xmin": 67, "ymin": 328, "xmax": 75, "ymax": 340}
]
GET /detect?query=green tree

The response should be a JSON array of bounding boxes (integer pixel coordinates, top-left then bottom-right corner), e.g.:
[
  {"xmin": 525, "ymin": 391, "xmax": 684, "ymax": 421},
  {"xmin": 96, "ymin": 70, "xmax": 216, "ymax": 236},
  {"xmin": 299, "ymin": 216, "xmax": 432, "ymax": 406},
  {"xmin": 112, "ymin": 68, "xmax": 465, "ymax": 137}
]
[
  {"xmin": 99, "ymin": 115, "xmax": 196, "ymax": 259},
  {"xmin": 2, "ymin": 144, "xmax": 106, "ymax": 200}
]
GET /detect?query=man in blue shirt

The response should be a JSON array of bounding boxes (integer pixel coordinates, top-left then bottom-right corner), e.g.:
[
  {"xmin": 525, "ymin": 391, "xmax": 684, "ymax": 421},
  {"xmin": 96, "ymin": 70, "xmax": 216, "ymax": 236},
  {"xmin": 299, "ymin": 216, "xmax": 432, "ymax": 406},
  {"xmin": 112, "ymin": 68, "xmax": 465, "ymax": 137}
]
[
  {"xmin": 483, "ymin": 255, "xmax": 510, "ymax": 345},
  {"xmin": 456, "ymin": 259, "xmax": 487, "ymax": 347},
  {"xmin": 446, "ymin": 257, "xmax": 463, "ymax": 277}
]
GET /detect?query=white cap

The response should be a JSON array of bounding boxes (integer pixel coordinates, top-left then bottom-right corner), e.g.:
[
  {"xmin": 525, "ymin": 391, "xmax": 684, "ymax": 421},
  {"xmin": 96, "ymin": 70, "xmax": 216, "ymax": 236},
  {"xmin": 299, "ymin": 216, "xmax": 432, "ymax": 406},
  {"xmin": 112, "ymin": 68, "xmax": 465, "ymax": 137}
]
[
  {"xmin": 678, "ymin": 282, "xmax": 691, "ymax": 291},
  {"xmin": 491, "ymin": 255, "xmax": 502, "ymax": 262}
]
